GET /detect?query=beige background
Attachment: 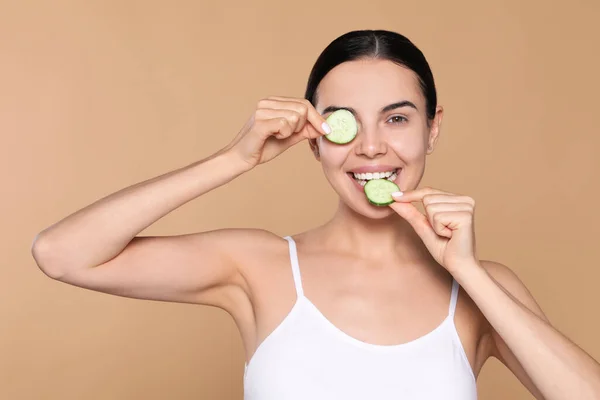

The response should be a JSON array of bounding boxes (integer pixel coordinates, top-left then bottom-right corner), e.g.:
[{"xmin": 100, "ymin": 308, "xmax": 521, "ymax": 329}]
[{"xmin": 2, "ymin": 0, "xmax": 599, "ymax": 399}]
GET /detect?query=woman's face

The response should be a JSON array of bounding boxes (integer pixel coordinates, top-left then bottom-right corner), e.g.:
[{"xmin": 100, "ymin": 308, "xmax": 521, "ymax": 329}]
[{"xmin": 312, "ymin": 58, "xmax": 443, "ymax": 219}]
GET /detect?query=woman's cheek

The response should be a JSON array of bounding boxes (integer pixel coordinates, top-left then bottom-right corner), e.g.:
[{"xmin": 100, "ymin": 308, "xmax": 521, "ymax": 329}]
[
  {"xmin": 318, "ymin": 141, "xmax": 348, "ymax": 168},
  {"xmin": 389, "ymin": 134, "xmax": 427, "ymax": 162}
]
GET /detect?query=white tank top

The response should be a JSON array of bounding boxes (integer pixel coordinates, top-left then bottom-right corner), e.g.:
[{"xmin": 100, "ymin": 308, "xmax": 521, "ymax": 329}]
[{"xmin": 244, "ymin": 236, "xmax": 477, "ymax": 399}]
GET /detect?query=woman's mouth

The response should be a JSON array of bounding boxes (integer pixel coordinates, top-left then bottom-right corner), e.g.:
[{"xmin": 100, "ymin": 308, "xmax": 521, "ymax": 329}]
[{"xmin": 347, "ymin": 169, "xmax": 399, "ymax": 187}]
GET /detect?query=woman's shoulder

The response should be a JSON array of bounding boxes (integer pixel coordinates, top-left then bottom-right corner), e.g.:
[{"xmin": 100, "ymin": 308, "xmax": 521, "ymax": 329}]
[
  {"xmin": 213, "ymin": 227, "xmax": 284, "ymax": 242},
  {"xmin": 478, "ymin": 260, "xmax": 547, "ymax": 321},
  {"xmin": 205, "ymin": 227, "xmax": 287, "ymax": 251},
  {"xmin": 205, "ymin": 227, "xmax": 291, "ymax": 267}
]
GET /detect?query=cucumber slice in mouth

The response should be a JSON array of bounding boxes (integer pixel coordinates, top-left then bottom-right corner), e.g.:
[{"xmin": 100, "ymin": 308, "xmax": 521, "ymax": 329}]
[
  {"xmin": 324, "ymin": 109, "xmax": 357, "ymax": 144},
  {"xmin": 364, "ymin": 178, "xmax": 400, "ymax": 206}
]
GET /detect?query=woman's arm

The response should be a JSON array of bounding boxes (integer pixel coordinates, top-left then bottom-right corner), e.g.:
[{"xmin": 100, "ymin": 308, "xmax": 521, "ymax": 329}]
[
  {"xmin": 31, "ymin": 96, "xmax": 329, "ymax": 306},
  {"xmin": 456, "ymin": 260, "xmax": 600, "ymax": 400},
  {"xmin": 30, "ymin": 151, "xmax": 252, "ymax": 304},
  {"xmin": 390, "ymin": 187, "xmax": 600, "ymax": 400}
]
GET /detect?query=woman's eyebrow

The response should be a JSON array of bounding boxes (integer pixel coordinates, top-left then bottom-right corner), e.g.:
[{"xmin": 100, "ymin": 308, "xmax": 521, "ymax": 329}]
[
  {"xmin": 381, "ymin": 100, "xmax": 418, "ymax": 113},
  {"xmin": 321, "ymin": 105, "xmax": 356, "ymax": 115}
]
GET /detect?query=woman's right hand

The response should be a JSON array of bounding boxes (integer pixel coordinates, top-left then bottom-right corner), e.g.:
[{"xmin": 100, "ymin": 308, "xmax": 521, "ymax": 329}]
[{"xmin": 224, "ymin": 96, "xmax": 331, "ymax": 169}]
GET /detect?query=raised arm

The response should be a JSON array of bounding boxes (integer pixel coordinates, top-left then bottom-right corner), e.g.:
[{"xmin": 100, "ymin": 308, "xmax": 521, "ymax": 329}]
[{"xmin": 31, "ymin": 96, "xmax": 329, "ymax": 309}]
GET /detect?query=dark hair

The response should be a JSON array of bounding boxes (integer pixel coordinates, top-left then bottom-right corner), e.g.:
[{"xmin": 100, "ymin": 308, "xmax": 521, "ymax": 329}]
[{"xmin": 304, "ymin": 30, "xmax": 437, "ymax": 120}]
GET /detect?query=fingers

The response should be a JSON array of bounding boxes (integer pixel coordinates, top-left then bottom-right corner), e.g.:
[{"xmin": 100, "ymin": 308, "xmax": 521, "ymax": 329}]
[
  {"xmin": 255, "ymin": 109, "xmax": 303, "ymax": 137},
  {"xmin": 273, "ymin": 130, "xmax": 309, "ymax": 152},
  {"xmin": 254, "ymin": 117, "xmax": 294, "ymax": 140},
  {"xmin": 422, "ymin": 194, "xmax": 475, "ymax": 209},
  {"xmin": 258, "ymin": 121, "xmax": 320, "ymax": 156},
  {"xmin": 393, "ymin": 188, "xmax": 475, "ymax": 209},
  {"xmin": 424, "ymin": 203, "xmax": 473, "ymax": 238},
  {"xmin": 392, "ymin": 187, "xmax": 452, "ymax": 203},
  {"xmin": 391, "ymin": 188, "xmax": 475, "ymax": 239},
  {"xmin": 389, "ymin": 202, "xmax": 438, "ymax": 244},
  {"xmin": 257, "ymin": 96, "xmax": 331, "ymax": 136}
]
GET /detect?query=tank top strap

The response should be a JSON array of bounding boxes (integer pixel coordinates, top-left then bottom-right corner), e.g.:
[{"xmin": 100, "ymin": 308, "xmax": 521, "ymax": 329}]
[
  {"xmin": 448, "ymin": 278, "xmax": 460, "ymax": 317},
  {"xmin": 283, "ymin": 236, "xmax": 304, "ymax": 297}
]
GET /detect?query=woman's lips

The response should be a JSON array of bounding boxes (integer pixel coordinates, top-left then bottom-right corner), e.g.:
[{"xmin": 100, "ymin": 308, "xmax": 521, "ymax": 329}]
[{"xmin": 346, "ymin": 169, "xmax": 401, "ymax": 192}]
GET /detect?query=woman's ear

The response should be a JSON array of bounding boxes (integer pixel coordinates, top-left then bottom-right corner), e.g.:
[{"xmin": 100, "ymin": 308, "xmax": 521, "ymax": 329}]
[
  {"xmin": 427, "ymin": 105, "xmax": 444, "ymax": 154},
  {"xmin": 309, "ymin": 138, "xmax": 320, "ymax": 160}
]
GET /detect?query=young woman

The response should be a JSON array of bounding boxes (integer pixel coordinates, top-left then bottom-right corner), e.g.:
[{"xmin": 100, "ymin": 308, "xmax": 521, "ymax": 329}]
[{"xmin": 31, "ymin": 30, "xmax": 600, "ymax": 399}]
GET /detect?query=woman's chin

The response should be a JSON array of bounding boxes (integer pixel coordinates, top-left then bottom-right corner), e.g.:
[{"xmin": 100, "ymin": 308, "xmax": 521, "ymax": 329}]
[
  {"xmin": 359, "ymin": 203, "xmax": 397, "ymax": 219},
  {"xmin": 327, "ymin": 181, "xmax": 397, "ymax": 220},
  {"xmin": 339, "ymin": 197, "xmax": 397, "ymax": 220}
]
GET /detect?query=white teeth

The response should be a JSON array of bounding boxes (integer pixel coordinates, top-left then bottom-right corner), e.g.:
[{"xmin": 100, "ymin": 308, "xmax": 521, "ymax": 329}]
[
  {"xmin": 355, "ymin": 173, "xmax": 396, "ymax": 187},
  {"xmin": 352, "ymin": 169, "xmax": 397, "ymax": 181}
]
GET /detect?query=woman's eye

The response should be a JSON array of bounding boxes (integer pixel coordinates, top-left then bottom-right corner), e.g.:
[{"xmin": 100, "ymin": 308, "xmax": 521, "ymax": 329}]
[{"xmin": 388, "ymin": 115, "xmax": 407, "ymax": 124}]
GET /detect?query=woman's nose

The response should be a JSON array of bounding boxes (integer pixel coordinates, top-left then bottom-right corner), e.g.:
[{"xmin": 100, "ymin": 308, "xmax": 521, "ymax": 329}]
[{"xmin": 354, "ymin": 125, "xmax": 387, "ymax": 158}]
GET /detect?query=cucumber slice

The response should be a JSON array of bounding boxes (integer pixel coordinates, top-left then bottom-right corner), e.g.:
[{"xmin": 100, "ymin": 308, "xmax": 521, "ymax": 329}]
[
  {"xmin": 324, "ymin": 109, "xmax": 357, "ymax": 144},
  {"xmin": 364, "ymin": 179, "xmax": 400, "ymax": 206}
]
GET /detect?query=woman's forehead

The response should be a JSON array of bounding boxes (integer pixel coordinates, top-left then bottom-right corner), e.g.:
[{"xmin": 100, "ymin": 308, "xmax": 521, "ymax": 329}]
[{"xmin": 315, "ymin": 59, "xmax": 424, "ymax": 113}]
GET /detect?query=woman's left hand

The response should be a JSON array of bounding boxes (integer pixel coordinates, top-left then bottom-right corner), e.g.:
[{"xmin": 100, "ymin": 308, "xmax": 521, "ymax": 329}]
[{"xmin": 389, "ymin": 187, "xmax": 478, "ymax": 274}]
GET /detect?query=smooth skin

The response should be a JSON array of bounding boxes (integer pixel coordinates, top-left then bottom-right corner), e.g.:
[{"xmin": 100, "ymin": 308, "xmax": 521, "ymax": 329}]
[{"xmin": 32, "ymin": 59, "xmax": 600, "ymax": 400}]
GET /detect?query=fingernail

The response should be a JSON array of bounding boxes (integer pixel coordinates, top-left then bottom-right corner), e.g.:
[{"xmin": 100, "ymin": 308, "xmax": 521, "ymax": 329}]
[
  {"xmin": 391, "ymin": 191, "xmax": 403, "ymax": 198},
  {"xmin": 321, "ymin": 122, "xmax": 331, "ymax": 134}
]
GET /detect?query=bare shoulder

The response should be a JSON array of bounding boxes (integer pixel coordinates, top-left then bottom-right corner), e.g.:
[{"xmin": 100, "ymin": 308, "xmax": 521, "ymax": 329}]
[
  {"xmin": 477, "ymin": 259, "xmax": 549, "ymax": 362},
  {"xmin": 477, "ymin": 260, "xmax": 551, "ymax": 398},
  {"xmin": 479, "ymin": 260, "xmax": 522, "ymax": 286},
  {"xmin": 213, "ymin": 227, "xmax": 285, "ymax": 253},
  {"xmin": 455, "ymin": 260, "xmax": 550, "ymax": 377},
  {"xmin": 204, "ymin": 228, "xmax": 293, "ymax": 352},
  {"xmin": 211, "ymin": 227, "xmax": 289, "ymax": 289},
  {"xmin": 478, "ymin": 260, "xmax": 548, "ymax": 321},
  {"xmin": 213, "ymin": 227, "xmax": 287, "ymax": 268}
]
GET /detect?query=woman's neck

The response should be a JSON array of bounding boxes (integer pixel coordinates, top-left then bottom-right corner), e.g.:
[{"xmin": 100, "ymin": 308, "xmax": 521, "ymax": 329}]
[{"xmin": 313, "ymin": 200, "xmax": 431, "ymax": 263}]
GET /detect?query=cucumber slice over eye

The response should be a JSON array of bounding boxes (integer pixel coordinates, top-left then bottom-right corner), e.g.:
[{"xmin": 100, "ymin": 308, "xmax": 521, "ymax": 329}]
[
  {"xmin": 364, "ymin": 179, "xmax": 400, "ymax": 206},
  {"xmin": 324, "ymin": 109, "xmax": 357, "ymax": 144}
]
